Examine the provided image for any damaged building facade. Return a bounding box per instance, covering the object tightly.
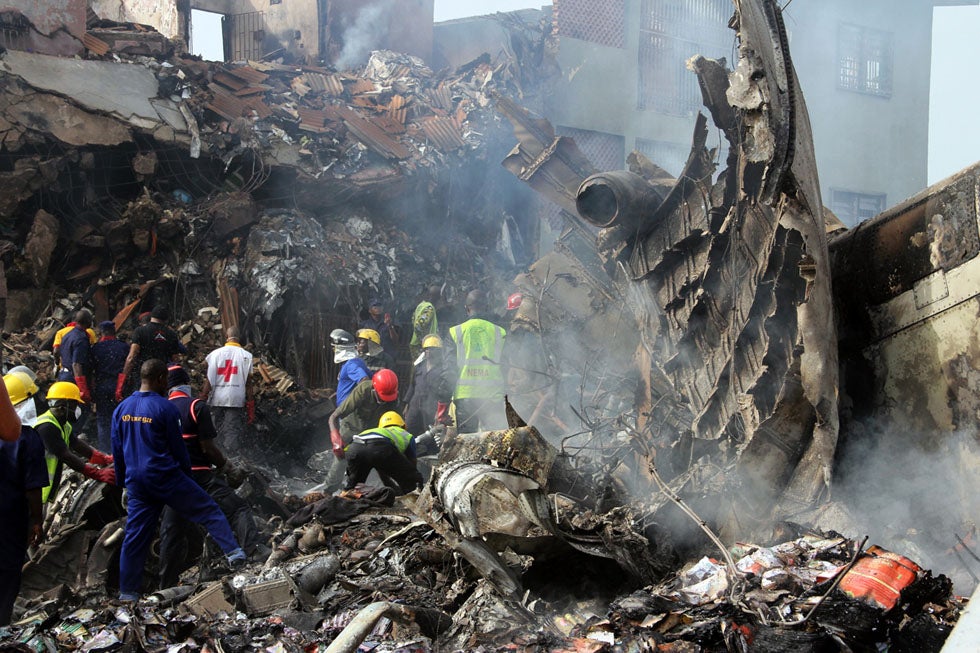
[0,0,978,650]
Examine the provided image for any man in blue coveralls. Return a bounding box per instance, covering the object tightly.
[112,359,245,601]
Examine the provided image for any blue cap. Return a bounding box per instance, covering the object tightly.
[99,320,116,333]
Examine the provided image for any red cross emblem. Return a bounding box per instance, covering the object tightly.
[217,359,238,382]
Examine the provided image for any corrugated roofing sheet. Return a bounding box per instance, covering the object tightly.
[349,79,376,95]
[206,84,249,121]
[226,65,269,86]
[297,108,331,133]
[82,32,109,56]
[335,106,410,160]
[300,72,344,97]
[214,72,247,91]
[421,117,467,151]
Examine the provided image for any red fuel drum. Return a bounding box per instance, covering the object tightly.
[838,545,921,610]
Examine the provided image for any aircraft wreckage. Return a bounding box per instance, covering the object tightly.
[0,0,975,651]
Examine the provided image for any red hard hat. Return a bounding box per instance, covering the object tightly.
[506,292,523,311]
[372,369,398,402]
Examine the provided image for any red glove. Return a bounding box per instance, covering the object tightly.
[115,374,127,402]
[88,450,113,466]
[436,401,450,425]
[74,376,91,403]
[330,429,345,459]
[246,400,256,424]
[82,464,116,485]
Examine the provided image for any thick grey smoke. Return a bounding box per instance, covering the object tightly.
[335,1,391,70]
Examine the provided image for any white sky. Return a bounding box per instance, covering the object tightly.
[193,1,978,186]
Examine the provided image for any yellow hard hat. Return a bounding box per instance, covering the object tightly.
[47,381,84,404]
[356,329,381,346]
[421,334,442,349]
[3,372,34,405]
[379,411,406,429]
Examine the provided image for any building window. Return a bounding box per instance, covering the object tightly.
[838,23,893,97]
[557,126,625,173]
[554,0,626,49]
[638,0,733,115]
[831,190,886,227]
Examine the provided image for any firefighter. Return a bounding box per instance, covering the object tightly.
[447,289,507,431]
[402,334,453,436]
[4,370,43,427]
[331,329,370,406]
[35,382,115,504]
[323,369,399,492]
[357,328,395,374]
[112,359,244,601]
[344,411,422,495]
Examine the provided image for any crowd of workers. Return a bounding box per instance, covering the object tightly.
[0,284,519,618]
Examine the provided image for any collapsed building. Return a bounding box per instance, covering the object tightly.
[0,0,977,651]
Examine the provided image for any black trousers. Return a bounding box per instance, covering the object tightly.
[0,565,22,626]
[158,470,262,588]
[345,440,421,495]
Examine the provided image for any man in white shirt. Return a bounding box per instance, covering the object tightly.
[202,326,254,450]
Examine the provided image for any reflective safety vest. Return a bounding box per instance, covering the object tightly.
[450,319,506,400]
[35,410,72,503]
[355,426,413,454]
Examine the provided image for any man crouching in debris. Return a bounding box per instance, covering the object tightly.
[344,411,422,495]
[158,365,269,587]
[112,359,246,601]
[35,381,116,503]
[324,369,399,492]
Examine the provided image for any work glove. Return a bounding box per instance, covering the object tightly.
[74,376,91,403]
[115,373,127,402]
[88,450,113,466]
[330,429,345,460]
[82,464,116,485]
[246,400,256,424]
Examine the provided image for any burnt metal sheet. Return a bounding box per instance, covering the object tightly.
[214,71,247,91]
[388,94,408,124]
[427,82,454,112]
[297,108,330,133]
[81,32,108,55]
[421,116,466,151]
[206,83,249,121]
[334,106,411,160]
[348,78,376,95]
[225,64,269,86]
[300,72,344,96]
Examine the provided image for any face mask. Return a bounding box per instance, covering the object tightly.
[67,405,82,423]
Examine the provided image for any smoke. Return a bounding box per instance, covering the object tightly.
[833,424,980,593]
[334,0,392,70]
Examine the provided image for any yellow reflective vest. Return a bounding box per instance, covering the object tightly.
[35,410,72,503]
[359,426,413,454]
[449,318,506,400]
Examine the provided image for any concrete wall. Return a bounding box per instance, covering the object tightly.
[0,0,86,55]
[787,0,936,222]
[90,0,182,39]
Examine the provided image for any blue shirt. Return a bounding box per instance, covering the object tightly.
[337,358,370,406]
[90,337,130,400]
[0,426,47,569]
[112,391,188,490]
[60,326,92,375]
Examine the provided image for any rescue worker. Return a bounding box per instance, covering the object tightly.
[35,382,115,504]
[118,305,186,401]
[344,411,421,495]
[4,370,43,427]
[202,326,255,451]
[112,359,245,601]
[448,289,508,431]
[0,365,22,443]
[331,329,370,406]
[158,365,267,587]
[52,317,97,377]
[58,310,95,400]
[324,369,399,491]
[90,320,129,452]
[359,298,399,359]
[0,419,46,625]
[409,285,441,360]
[357,328,395,374]
[402,335,453,436]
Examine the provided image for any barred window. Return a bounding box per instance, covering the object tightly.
[553,0,626,49]
[831,190,886,227]
[638,0,733,115]
[838,23,893,97]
